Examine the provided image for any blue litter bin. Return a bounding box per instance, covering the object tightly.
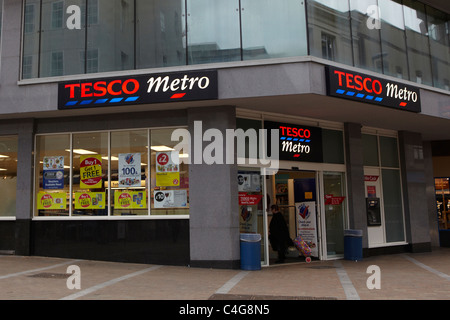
[240,233,261,270]
[344,229,363,261]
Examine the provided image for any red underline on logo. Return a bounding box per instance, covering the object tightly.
[293,154,300,158]
[400,102,407,107]
[170,93,187,99]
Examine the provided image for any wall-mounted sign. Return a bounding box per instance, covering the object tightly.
[326,66,421,113]
[264,121,323,162]
[58,70,218,109]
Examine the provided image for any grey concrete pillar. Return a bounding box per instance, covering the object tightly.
[344,122,368,248]
[187,106,240,269]
[398,131,431,252]
[15,119,35,255]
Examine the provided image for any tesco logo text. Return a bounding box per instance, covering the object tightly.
[65,79,140,98]
[279,126,311,139]
[334,70,382,95]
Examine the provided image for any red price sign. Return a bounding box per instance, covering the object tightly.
[156,153,169,166]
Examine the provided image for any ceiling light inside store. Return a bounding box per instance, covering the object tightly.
[102,156,119,161]
[0,155,9,158]
[150,146,174,152]
[0,168,6,171]
[66,149,98,155]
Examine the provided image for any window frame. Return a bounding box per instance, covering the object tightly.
[33,127,190,220]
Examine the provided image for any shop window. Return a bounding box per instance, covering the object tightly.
[379,136,399,168]
[111,130,148,216]
[363,134,379,167]
[72,132,109,216]
[35,134,71,216]
[435,178,450,230]
[363,133,405,244]
[150,129,189,215]
[35,129,189,217]
[322,129,344,164]
[0,136,18,218]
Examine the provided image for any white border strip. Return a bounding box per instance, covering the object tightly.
[334,261,360,300]
[60,265,162,300]
[215,271,249,294]
[403,255,450,281]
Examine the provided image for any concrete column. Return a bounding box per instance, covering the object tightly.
[398,131,431,252]
[344,122,368,248]
[187,106,239,269]
[15,119,35,255]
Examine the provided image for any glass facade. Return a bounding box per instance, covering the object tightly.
[21,0,450,90]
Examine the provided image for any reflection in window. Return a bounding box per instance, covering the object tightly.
[427,6,450,91]
[307,0,353,65]
[403,0,432,86]
[186,0,241,64]
[379,0,409,80]
[0,136,18,217]
[40,0,86,77]
[349,0,383,73]
[136,0,186,69]
[87,0,134,73]
[241,0,307,60]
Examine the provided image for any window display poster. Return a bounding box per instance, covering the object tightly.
[238,192,262,233]
[75,192,105,209]
[37,192,67,210]
[118,153,141,188]
[114,190,147,209]
[43,156,64,189]
[154,190,187,208]
[80,155,103,189]
[296,201,319,258]
[156,151,180,187]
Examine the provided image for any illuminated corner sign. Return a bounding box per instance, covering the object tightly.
[326,66,421,113]
[264,121,323,163]
[57,70,218,109]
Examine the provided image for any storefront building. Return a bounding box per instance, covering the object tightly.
[0,0,449,268]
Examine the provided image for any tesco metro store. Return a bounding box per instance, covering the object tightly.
[0,0,449,268]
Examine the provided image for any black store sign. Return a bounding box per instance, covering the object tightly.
[326,66,421,113]
[264,121,323,163]
[58,70,218,109]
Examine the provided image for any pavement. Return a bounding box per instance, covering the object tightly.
[1,247,450,302]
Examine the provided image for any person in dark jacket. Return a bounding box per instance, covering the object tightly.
[269,204,292,263]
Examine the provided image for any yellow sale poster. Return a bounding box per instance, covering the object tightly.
[114,190,147,209]
[37,192,67,210]
[80,155,102,189]
[75,192,105,209]
[156,172,180,187]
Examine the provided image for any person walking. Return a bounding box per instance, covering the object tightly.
[269,204,292,263]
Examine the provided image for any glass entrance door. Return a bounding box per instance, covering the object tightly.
[266,170,319,264]
[322,172,347,258]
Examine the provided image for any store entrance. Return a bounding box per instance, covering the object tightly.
[267,170,319,264]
